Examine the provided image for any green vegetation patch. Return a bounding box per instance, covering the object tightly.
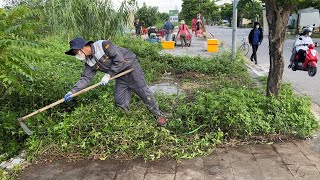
[0,36,318,162]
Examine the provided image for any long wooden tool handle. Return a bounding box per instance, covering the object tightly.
[20,68,134,121]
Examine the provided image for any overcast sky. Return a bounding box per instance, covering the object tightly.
[0,0,4,7]
[0,0,232,10]
[113,0,231,13]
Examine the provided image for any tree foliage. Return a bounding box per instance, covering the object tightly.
[134,3,162,27]
[180,0,203,24]
[180,0,222,25]
[296,0,320,10]
[221,3,233,21]
[0,6,41,98]
[237,0,263,23]
[201,1,220,23]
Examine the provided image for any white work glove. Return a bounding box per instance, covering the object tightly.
[100,74,110,86]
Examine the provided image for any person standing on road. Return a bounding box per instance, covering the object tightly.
[177,20,191,48]
[162,19,174,41]
[248,22,263,64]
[134,18,142,36]
[64,37,167,126]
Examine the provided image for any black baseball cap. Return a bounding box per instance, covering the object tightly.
[65,37,93,56]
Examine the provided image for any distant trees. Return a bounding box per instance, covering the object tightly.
[134,3,169,27]
[237,0,263,25]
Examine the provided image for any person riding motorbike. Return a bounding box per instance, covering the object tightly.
[288,26,314,68]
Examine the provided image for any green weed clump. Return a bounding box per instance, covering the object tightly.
[0,165,21,180]
[0,35,318,162]
[175,85,318,139]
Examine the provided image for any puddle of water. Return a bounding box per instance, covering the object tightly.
[150,83,183,95]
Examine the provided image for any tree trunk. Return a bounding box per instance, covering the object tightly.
[265,1,293,96]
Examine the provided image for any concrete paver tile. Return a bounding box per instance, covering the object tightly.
[304,154,320,171]
[309,133,320,154]
[82,160,127,180]
[227,147,264,180]
[287,164,320,180]
[254,154,285,166]
[203,151,220,166]
[204,161,232,174]
[144,173,175,180]
[204,150,233,174]
[293,140,320,168]
[204,174,235,180]
[280,152,314,166]
[250,144,278,155]
[83,172,116,180]
[273,143,315,166]
[273,142,301,154]
[227,146,255,163]
[203,147,235,180]
[217,149,232,164]
[115,161,147,180]
[262,170,294,180]
[175,168,205,180]
[293,140,317,156]
[147,159,176,174]
[176,158,205,180]
[254,154,294,179]
[178,157,204,168]
[51,160,93,180]
[19,162,65,180]
[231,162,265,180]
[204,162,234,180]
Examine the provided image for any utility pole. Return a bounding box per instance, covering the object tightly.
[231,0,238,60]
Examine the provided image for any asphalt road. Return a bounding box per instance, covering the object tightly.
[208,26,320,105]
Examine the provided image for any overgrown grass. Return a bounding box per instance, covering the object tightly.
[0,35,319,162]
[0,165,21,180]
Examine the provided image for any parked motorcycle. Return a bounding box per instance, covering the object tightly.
[291,43,319,77]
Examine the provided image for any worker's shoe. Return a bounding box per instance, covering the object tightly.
[157,117,167,127]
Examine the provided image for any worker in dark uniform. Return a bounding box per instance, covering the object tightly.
[64,37,167,126]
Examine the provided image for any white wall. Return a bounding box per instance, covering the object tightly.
[300,11,320,29]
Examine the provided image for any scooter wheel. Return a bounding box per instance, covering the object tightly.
[291,64,297,71]
[308,67,317,77]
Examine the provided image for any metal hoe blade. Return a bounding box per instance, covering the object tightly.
[19,118,33,135]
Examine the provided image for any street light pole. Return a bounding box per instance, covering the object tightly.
[231,0,238,60]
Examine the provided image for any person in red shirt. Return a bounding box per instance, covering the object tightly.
[177,20,191,48]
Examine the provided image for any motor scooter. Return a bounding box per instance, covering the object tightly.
[292,43,319,77]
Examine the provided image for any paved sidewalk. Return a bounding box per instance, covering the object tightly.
[19,132,320,180]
